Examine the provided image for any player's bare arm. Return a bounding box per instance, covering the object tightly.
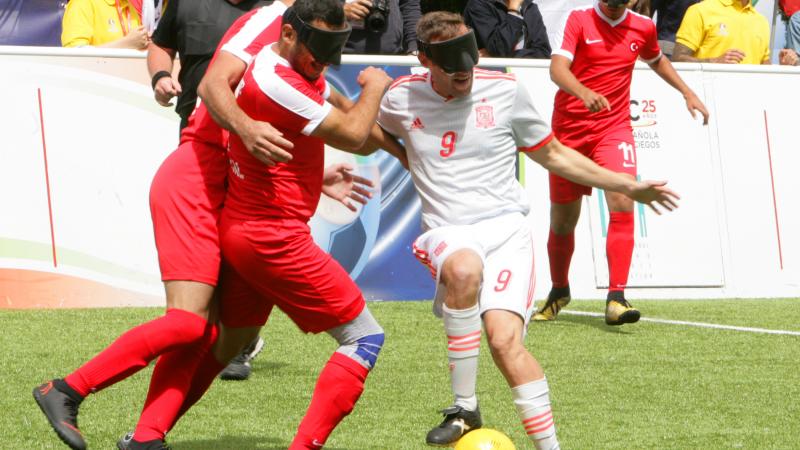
[364,124,409,168]
[326,87,408,165]
[198,50,294,166]
[327,86,357,112]
[312,67,392,150]
[672,42,746,64]
[648,55,709,125]
[147,42,181,107]
[322,162,375,211]
[526,137,680,214]
[550,54,610,113]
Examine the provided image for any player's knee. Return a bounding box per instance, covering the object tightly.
[442,251,483,290]
[550,201,581,233]
[166,309,210,346]
[353,332,385,370]
[486,328,522,360]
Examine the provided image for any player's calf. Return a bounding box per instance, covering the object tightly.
[292,308,384,448]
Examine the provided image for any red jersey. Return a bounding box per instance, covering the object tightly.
[781,0,800,16]
[180,3,287,147]
[224,47,332,222]
[552,4,661,124]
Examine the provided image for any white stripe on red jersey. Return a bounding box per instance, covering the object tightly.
[246,50,332,135]
[221,3,288,65]
[180,2,287,148]
[224,47,332,222]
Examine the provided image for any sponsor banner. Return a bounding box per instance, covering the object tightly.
[586,68,725,288]
[1,49,798,308]
[707,68,800,293]
[0,54,175,308]
[0,52,435,307]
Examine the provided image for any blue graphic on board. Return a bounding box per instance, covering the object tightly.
[0,0,65,46]
[313,64,435,300]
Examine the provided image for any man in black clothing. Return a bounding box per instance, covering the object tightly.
[464,0,550,59]
[343,0,421,54]
[147,0,271,129]
[638,0,701,58]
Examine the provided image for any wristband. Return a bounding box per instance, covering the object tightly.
[151,71,172,90]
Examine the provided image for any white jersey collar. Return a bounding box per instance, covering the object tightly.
[593,1,628,27]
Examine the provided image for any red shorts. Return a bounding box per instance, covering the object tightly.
[218,217,365,332]
[549,116,637,204]
[149,141,227,285]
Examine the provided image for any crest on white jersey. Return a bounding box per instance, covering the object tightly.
[475,104,495,129]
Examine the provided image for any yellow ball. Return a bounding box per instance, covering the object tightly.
[454,429,516,450]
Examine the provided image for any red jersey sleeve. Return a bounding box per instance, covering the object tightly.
[220,3,287,64]
[639,18,662,63]
[553,10,582,60]
[247,60,332,136]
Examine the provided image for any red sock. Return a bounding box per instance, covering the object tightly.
[170,343,228,430]
[133,322,219,441]
[290,353,370,449]
[607,211,634,292]
[547,229,574,289]
[64,309,208,397]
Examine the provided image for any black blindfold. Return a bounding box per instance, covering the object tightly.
[417,30,480,74]
[284,7,351,65]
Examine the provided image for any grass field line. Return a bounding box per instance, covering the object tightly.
[561,310,800,336]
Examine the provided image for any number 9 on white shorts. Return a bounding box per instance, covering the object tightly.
[412,212,537,326]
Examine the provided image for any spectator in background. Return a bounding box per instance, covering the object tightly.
[463,0,551,58]
[637,0,700,58]
[343,0,421,54]
[673,0,796,65]
[61,0,150,49]
[148,0,273,130]
[780,0,800,65]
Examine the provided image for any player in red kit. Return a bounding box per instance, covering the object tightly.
[32,2,377,449]
[533,0,709,324]
[170,1,400,448]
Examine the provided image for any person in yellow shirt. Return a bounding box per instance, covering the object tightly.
[671,0,792,64]
[62,0,150,49]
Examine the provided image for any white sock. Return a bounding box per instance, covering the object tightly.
[512,377,560,450]
[442,303,481,411]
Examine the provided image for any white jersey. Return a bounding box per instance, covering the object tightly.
[378,68,553,231]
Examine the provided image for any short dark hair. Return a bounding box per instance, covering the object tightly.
[417,11,465,44]
[290,0,345,28]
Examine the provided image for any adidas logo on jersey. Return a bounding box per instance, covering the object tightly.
[410,117,425,130]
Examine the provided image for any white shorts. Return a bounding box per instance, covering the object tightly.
[412,212,537,324]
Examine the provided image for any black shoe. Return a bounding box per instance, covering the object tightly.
[219,336,265,381]
[118,432,170,450]
[117,431,134,450]
[33,379,86,450]
[425,405,482,447]
[128,439,171,450]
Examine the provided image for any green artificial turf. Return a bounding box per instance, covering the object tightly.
[2,299,799,449]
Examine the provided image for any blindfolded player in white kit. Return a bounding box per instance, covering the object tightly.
[372,11,680,449]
